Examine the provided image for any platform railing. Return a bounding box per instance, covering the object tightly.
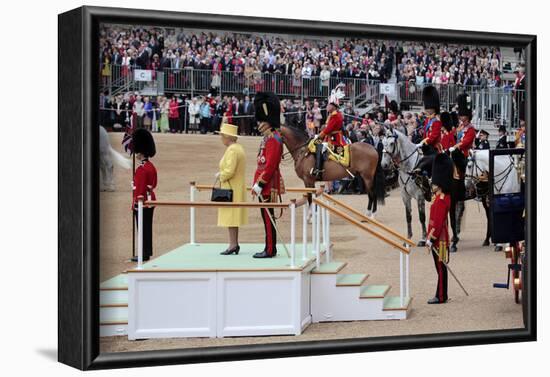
[313,194,414,307]
[136,183,321,271]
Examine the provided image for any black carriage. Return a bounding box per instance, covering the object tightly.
[489,148,527,324]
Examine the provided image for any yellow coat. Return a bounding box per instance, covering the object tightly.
[217,143,248,227]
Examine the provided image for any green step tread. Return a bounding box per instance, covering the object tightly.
[383,296,412,310]
[336,273,368,286]
[360,285,391,298]
[311,262,347,274]
[100,274,128,290]
[100,291,128,306]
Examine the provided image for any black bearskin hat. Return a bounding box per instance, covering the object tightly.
[440,111,453,132]
[432,153,453,194]
[389,100,399,114]
[254,92,280,129]
[132,128,156,158]
[422,85,440,114]
[498,125,507,133]
[457,93,472,120]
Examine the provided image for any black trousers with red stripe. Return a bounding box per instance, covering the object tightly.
[259,197,277,256]
[431,248,448,302]
[133,207,155,259]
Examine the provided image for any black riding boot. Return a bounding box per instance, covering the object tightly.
[313,144,324,180]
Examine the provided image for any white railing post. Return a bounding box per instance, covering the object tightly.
[311,201,317,255]
[290,199,296,268]
[321,206,326,249]
[189,181,196,245]
[316,200,321,270]
[137,196,144,270]
[406,246,410,299]
[302,195,308,261]
[325,210,331,263]
[399,251,404,307]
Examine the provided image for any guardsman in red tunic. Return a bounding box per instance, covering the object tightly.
[415,86,442,177]
[450,93,477,158]
[425,153,453,304]
[251,92,285,258]
[312,83,346,180]
[132,128,157,262]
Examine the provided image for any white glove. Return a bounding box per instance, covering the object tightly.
[449,146,456,153]
[425,239,433,248]
[252,183,262,196]
[415,142,423,150]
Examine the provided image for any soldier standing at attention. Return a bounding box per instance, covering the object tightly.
[131,128,157,262]
[251,92,285,259]
[425,153,453,304]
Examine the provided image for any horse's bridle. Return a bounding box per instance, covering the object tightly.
[382,133,419,170]
[382,133,422,196]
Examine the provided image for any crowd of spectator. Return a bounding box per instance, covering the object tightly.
[396,43,502,87]
[99,24,397,88]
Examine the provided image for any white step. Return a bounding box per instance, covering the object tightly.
[100,320,128,337]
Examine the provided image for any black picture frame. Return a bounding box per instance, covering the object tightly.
[58,6,537,370]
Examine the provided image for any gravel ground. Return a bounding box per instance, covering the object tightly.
[99,132,523,353]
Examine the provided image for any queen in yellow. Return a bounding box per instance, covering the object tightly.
[216,123,248,255]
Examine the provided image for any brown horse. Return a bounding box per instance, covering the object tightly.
[280,125,380,200]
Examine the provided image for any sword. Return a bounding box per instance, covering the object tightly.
[429,245,469,296]
[258,194,291,258]
[446,262,470,296]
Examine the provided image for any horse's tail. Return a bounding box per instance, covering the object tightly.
[110,146,132,170]
[371,165,386,205]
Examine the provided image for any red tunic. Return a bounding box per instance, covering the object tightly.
[423,116,442,150]
[427,193,451,249]
[458,125,476,157]
[320,110,345,147]
[133,159,157,207]
[441,130,456,151]
[253,131,284,197]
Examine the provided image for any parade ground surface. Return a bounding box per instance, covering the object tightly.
[100,132,523,353]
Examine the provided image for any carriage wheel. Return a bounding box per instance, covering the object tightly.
[521,247,528,327]
[511,242,521,304]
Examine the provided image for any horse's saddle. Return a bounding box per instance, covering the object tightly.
[308,140,351,167]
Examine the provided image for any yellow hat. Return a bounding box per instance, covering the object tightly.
[219,123,239,138]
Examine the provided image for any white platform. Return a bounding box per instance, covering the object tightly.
[100,243,412,340]
[127,268,313,340]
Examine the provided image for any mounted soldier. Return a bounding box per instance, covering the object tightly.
[311,83,346,179]
[414,85,443,177]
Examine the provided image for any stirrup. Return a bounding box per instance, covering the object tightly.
[310,167,324,180]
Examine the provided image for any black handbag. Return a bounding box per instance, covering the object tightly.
[211,178,233,202]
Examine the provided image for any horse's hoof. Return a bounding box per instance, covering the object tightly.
[482,239,490,247]
[494,245,503,252]
[450,244,457,253]
[417,240,426,247]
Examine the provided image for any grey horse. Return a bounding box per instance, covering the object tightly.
[99,125,131,191]
[381,129,427,246]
